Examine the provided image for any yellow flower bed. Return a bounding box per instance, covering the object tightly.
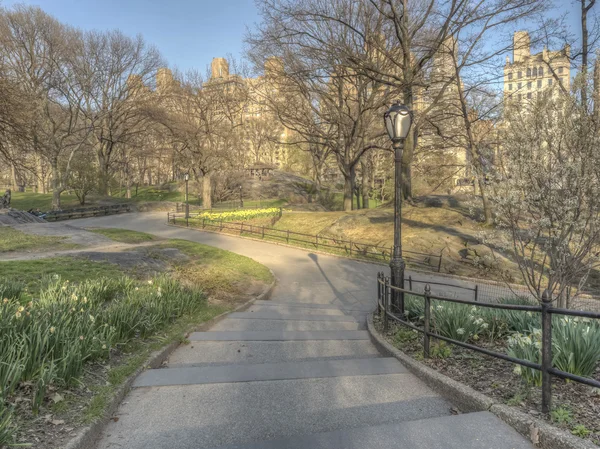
[198,208,283,222]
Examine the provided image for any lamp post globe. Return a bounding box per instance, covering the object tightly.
[384,103,413,318]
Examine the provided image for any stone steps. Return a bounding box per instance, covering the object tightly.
[167,340,382,367]
[209,317,363,332]
[97,374,452,449]
[188,330,370,341]
[206,411,532,449]
[134,357,406,387]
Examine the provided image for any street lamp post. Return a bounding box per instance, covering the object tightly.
[184,173,190,218]
[239,185,243,209]
[384,103,413,318]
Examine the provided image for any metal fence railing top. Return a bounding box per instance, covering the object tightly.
[167,211,443,272]
[376,272,600,414]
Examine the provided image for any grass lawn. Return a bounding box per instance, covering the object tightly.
[162,239,272,296]
[2,235,272,447]
[88,228,159,244]
[10,191,84,211]
[0,257,124,294]
[0,227,79,253]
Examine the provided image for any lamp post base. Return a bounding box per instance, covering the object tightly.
[390,256,405,318]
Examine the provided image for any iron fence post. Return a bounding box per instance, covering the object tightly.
[474,285,479,302]
[424,284,431,359]
[262,226,265,239]
[202,217,205,229]
[541,290,552,414]
[409,275,412,291]
[287,230,290,244]
[383,276,390,332]
[240,222,244,235]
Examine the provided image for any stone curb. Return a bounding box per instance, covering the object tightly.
[366,314,597,449]
[61,273,276,449]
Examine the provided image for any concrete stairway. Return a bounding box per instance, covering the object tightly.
[96,301,533,449]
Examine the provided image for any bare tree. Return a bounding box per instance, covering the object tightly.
[491,93,600,307]
[149,70,245,208]
[73,30,163,195]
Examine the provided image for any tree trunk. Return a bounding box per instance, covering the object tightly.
[10,163,19,191]
[401,162,412,201]
[126,183,132,199]
[36,155,45,193]
[202,173,212,209]
[361,160,370,209]
[343,174,353,212]
[355,186,361,209]
[50,159,61,211]
[581,0,592,107]
[97,150,111,196]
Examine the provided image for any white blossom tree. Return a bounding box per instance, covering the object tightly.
[492,93,600,307]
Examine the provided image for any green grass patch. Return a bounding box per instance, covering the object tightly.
[10,192,84,211]
[161,240,273,295]
[88,228,158,244]
[0,227,78,253]
[0,257,123,294]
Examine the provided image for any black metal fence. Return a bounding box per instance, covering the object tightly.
[174,199,276,213]
[376,272,600,413]
[44,204,131,221]
[167,212,443,271]
[403,273,600,312]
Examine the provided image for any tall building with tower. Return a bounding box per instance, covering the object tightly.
[503,31,571,106]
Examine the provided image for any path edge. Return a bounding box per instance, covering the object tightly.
[166,221,586,302]
[366,313,597,449]
[60,271,276,449]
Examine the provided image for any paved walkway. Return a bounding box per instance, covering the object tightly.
[67,213,532,449]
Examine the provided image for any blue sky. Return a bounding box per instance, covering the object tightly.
[1,0,261,73]
[1,0,582,74]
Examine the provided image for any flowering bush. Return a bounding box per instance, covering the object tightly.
[508,318,600,385]
[553,317,600,378]
[432,301,488,342]
[196,207,283,222]
[476,297,540,339]
[0,275,206,414]
[507,330,543,386]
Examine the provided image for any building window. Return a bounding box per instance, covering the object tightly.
[509,83,512,90]
[548,78,553,86]
[527,82,532,89]
[558,67,563,74]
[539,67,543,76]
[527,92,532,99]
[537,80,542,88]
[533,67,537,77]
[508,73,513,80]
[518,71,522,79]
[527,68,531,77]
[518,82,522,89]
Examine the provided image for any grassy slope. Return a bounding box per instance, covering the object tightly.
[3,232,272,446]
[0,227,78,253]
[235,206,521,282]
[0,257,124,293]
[11,189,286,212]
[88,228,158,244]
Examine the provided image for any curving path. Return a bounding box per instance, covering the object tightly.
[67,213,532,449]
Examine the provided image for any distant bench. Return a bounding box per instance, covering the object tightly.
[44,204,132,222]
